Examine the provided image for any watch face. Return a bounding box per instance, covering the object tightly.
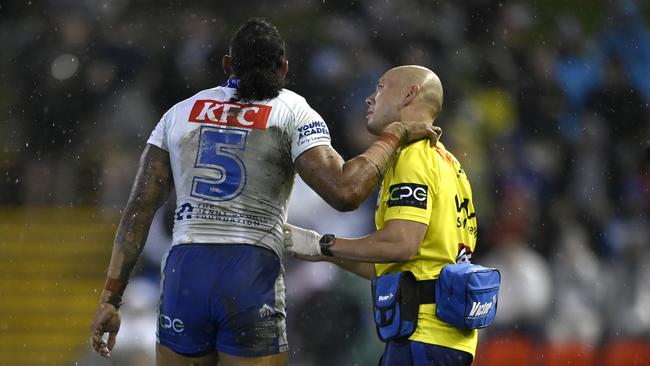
[319,234,336,257]
[320,234,335,246]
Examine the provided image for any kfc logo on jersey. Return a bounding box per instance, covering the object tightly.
[189,99,271,129]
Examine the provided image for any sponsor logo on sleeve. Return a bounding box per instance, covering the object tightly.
[387,183,428,209]
[296,121,330,146]
[189,99,271,129]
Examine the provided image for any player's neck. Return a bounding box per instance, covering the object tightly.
[399,107,434,124]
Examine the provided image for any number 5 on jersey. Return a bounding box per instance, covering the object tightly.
[191,126,248,201]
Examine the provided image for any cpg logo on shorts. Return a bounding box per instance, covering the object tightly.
[159,313,185,333]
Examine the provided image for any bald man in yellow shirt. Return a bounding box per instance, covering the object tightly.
[285,65,478,366]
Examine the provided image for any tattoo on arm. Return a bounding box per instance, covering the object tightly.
[107,145,172,285]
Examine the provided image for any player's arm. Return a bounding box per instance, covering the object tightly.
[90,144,172,357]
[328,219,427,263]
[102,143,172,303]
[295,122,439,212]
[332,259,377,280]
[295,254,378,280]
[285,219,427,276]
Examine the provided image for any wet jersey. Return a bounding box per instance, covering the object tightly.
[147,82,331,257]
[374,140,478,356]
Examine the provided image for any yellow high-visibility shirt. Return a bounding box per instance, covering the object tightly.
[375,140,478,356]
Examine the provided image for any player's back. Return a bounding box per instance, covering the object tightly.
[147,81,331,256]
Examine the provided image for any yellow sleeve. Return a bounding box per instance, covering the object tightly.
[383,147,435,225]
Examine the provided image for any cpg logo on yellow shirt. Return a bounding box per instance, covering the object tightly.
[387,183,428,209]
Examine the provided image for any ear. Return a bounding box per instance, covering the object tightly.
[222,55,233,76]
[400,85,421,108]
[278,59,289,81]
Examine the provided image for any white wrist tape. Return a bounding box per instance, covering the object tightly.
[283,223,322,256]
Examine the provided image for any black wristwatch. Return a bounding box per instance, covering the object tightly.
[319,234,336,257]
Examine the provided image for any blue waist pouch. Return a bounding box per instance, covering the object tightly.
[371,271,419,342]
[371,263,500,341]
[435,263,501,330]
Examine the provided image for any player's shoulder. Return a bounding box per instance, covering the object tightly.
[400,140,436,160]
[391,141,435,176]
[433,142,461,165]
[184,86,230,104]
[164,85,229,113]
[397,140,460,171]
[272,88,312,112]
[277,88,307,103]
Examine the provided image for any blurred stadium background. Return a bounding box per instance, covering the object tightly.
[1,0,649,365]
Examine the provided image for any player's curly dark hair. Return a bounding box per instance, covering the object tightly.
[229,18,286,102]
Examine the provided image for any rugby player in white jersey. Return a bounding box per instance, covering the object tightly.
[90,18,440,366]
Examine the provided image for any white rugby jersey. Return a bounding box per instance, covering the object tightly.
[147,81,331,257]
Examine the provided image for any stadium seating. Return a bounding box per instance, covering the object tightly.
[473,336,650,366]
[536,341,596,366]
[0,208,116,366]
[600,339,650,366]
[472,333,536,366]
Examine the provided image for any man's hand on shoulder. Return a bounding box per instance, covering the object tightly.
[385,121,442,147]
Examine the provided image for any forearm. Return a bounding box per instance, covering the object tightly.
[357,122,408,178]
[297,123,408,211]
[100,145,172,306]
[285,220,424,275]
[330,155,382,210]
[329,235,410,263]
[285,220,424,265]
[100,199,158,304]
[337,123,409,199]
[329,257,377,280]
[327,220,426,263]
